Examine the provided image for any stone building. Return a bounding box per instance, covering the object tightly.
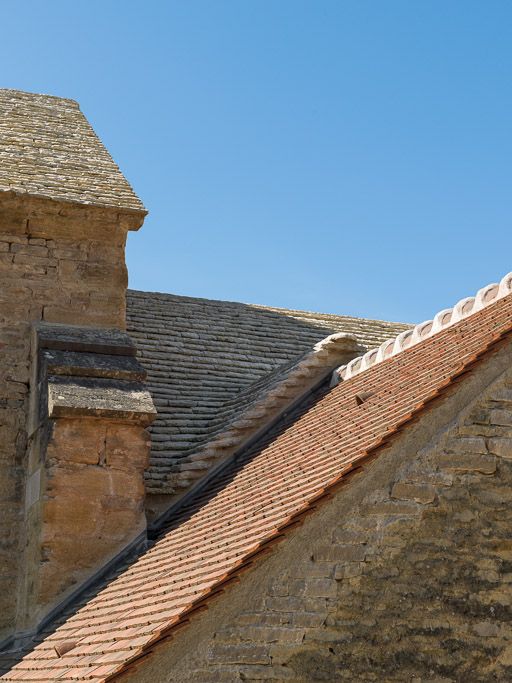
[0,88,511,682]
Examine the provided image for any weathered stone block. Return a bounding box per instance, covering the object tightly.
[238,664,296,680]
[13,252,57,268]
[47,376,156,424]
[444,436,487,454]
[10,243,49,257]
[106,425,151,472]
[303,578,337,598]
[0,208,27,234]
[49,243,88,260]
[472,621,500,637]
[46,419,105,465]
[210,643,270,665]
[492,387,512,403]
[313,544,366,563]
[37,323,137,356]
[58,260,127,288]
[488,437,512,460]
[334,562,363,580]
[437,452,496,474]
[498,644,512,666]
[265,596,326,613]
[238,626,305,644]
[0,253,13,267]
[390,482,436,504]
[331,528,368,545]
[490,409,512,427]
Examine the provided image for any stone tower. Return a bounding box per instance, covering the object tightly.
[0,90,155,645]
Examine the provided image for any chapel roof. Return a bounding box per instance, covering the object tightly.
[0,89,145,213]
[4,273,512,682]
[126,290,410,496]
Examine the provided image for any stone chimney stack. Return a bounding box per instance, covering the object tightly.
[0,90,155,643]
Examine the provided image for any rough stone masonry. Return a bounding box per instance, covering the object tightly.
[0,89,151,645]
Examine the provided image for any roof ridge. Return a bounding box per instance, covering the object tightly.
[127,289,410,326]
[333,271,512,384]
[249,302,409,326]
[0,88,80,107]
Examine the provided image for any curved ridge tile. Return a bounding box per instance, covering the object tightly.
[332,271,512,385]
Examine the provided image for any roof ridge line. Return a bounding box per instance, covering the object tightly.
[332,271,512,385]
[248,302,408,326]
[127,289,410,327]
[0,88,80,107]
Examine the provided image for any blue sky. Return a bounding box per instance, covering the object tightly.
[2,1,512,323]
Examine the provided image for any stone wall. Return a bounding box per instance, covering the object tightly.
[24,419,150,629]
[120,344,512,682]
[0,192,142,642]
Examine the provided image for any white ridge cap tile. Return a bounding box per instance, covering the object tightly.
[331,271,512,386]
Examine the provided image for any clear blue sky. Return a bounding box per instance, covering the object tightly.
[3,1,512,323]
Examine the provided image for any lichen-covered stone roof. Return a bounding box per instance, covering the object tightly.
[0,89,145,212]
[126,290,411,496]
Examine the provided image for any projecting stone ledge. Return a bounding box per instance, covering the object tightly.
[42,349,146,382]
[36,323,137,357]
[47,376,156,425]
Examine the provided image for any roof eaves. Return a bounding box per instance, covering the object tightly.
[0,187,148,216]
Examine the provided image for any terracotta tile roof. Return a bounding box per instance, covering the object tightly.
[3,279,512,682]
[0,89,145,213]
[127,290,410,495]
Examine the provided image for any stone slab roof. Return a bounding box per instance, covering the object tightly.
[0,89,145,213]
[4,278,512,681]
[126,290,410,495]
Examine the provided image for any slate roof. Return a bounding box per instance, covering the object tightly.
[126,290,411,495]
[4,275,512,682]
[0,89,145,213]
